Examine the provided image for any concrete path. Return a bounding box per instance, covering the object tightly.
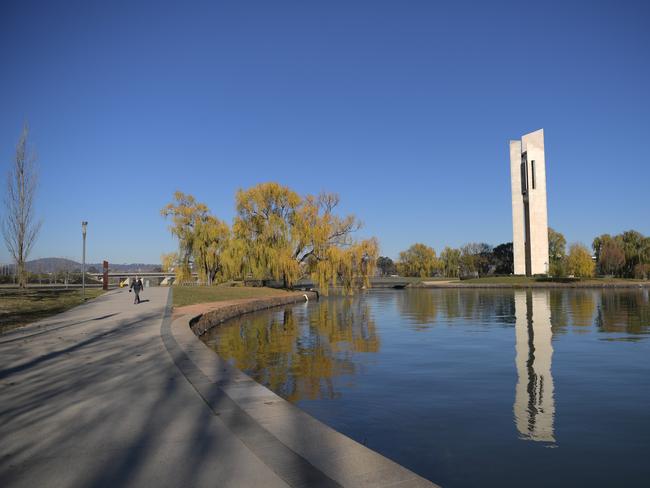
[0,288,436,488]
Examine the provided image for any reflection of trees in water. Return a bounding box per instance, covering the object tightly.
[397,289,515,329]
[568,291,596,331]
[449,289,514,325]
[371,289,398,309]
[443,289,461,320]
[396,289,438,327]
[208,298,379,402]
[549,290,569,334]
[596,289,650,335]
[475,291,515,325]
[398,289,647,335]
[551,289,648,335]
[308,297,380,354]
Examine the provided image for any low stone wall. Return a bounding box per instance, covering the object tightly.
[189,291,317,336]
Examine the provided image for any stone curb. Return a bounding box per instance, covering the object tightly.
[189,292,317,336]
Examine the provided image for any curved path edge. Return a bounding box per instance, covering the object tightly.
[166,293,438,488]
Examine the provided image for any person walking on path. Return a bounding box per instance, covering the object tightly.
[130,277,143,304]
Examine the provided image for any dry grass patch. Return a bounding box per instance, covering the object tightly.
[172,285,293,308]
[0,288,105,334]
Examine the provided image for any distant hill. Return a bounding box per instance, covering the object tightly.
[99,263,162,273]
[26,258,80,273]
[21,258,160,273]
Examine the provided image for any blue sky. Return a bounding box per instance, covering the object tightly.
[1,0,648,264]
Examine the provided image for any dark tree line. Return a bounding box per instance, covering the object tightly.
[388,227,649,280]
[379,242,515,278]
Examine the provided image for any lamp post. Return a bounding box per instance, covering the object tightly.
[82,221,88,298]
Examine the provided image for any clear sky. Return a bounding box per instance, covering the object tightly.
[1,0,648,264]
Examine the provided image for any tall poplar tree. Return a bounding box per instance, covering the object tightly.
[2,124,41,288]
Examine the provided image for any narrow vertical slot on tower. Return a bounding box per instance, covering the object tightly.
[531,160,536,189]
[521,155,528,196]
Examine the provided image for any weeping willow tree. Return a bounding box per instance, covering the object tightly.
[233,183,302,287]
[161,191,233,284]
[161,252,178,273]
[221,236,248,282]
[161,192,207,281]
[397,243,440,278]
[312,238,379,295]
[192,215,231,285]
[234,182,378,293]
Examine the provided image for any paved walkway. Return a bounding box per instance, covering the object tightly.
[0,288,436,488]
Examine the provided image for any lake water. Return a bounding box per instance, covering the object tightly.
[200,288,650,487]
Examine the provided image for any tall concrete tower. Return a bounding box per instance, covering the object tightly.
[510,129,549,276]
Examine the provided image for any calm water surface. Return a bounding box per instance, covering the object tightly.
[201,288,650,487]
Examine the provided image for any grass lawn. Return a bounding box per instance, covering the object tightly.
[395,276,453,283]
[0,288,105,334]
[461,276,539,284]
[172,285,295,308]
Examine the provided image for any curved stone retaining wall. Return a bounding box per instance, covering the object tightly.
[190,291,317,336]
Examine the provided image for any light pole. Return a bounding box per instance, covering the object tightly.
[82,221,88,298]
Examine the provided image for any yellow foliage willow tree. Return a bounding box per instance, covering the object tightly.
[440,246,461,277]
[234,182,377,293]
[566,243,595,278]
[233,183,302,287]
[397,243,440,277]
[161,191,232,284]
[312,238,379,294]
[161,192,207,280]
[193,215,231,285]
[161,252,178,273]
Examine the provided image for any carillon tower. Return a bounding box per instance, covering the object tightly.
[510,129,549,276]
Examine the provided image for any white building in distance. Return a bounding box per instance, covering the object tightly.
[510,129,550,276]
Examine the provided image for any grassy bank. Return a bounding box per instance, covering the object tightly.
[460,276,646,285]
[393,276,451,283]
[172,285,295,308]
[410,276,649,287]
[461,276,552,284]
[0,288,105,334]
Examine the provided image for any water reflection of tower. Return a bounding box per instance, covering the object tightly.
[514,290,556,442]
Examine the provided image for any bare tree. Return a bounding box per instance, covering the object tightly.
[2,124,42,288]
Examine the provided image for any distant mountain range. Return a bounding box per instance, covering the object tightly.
[17,258,161,273]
